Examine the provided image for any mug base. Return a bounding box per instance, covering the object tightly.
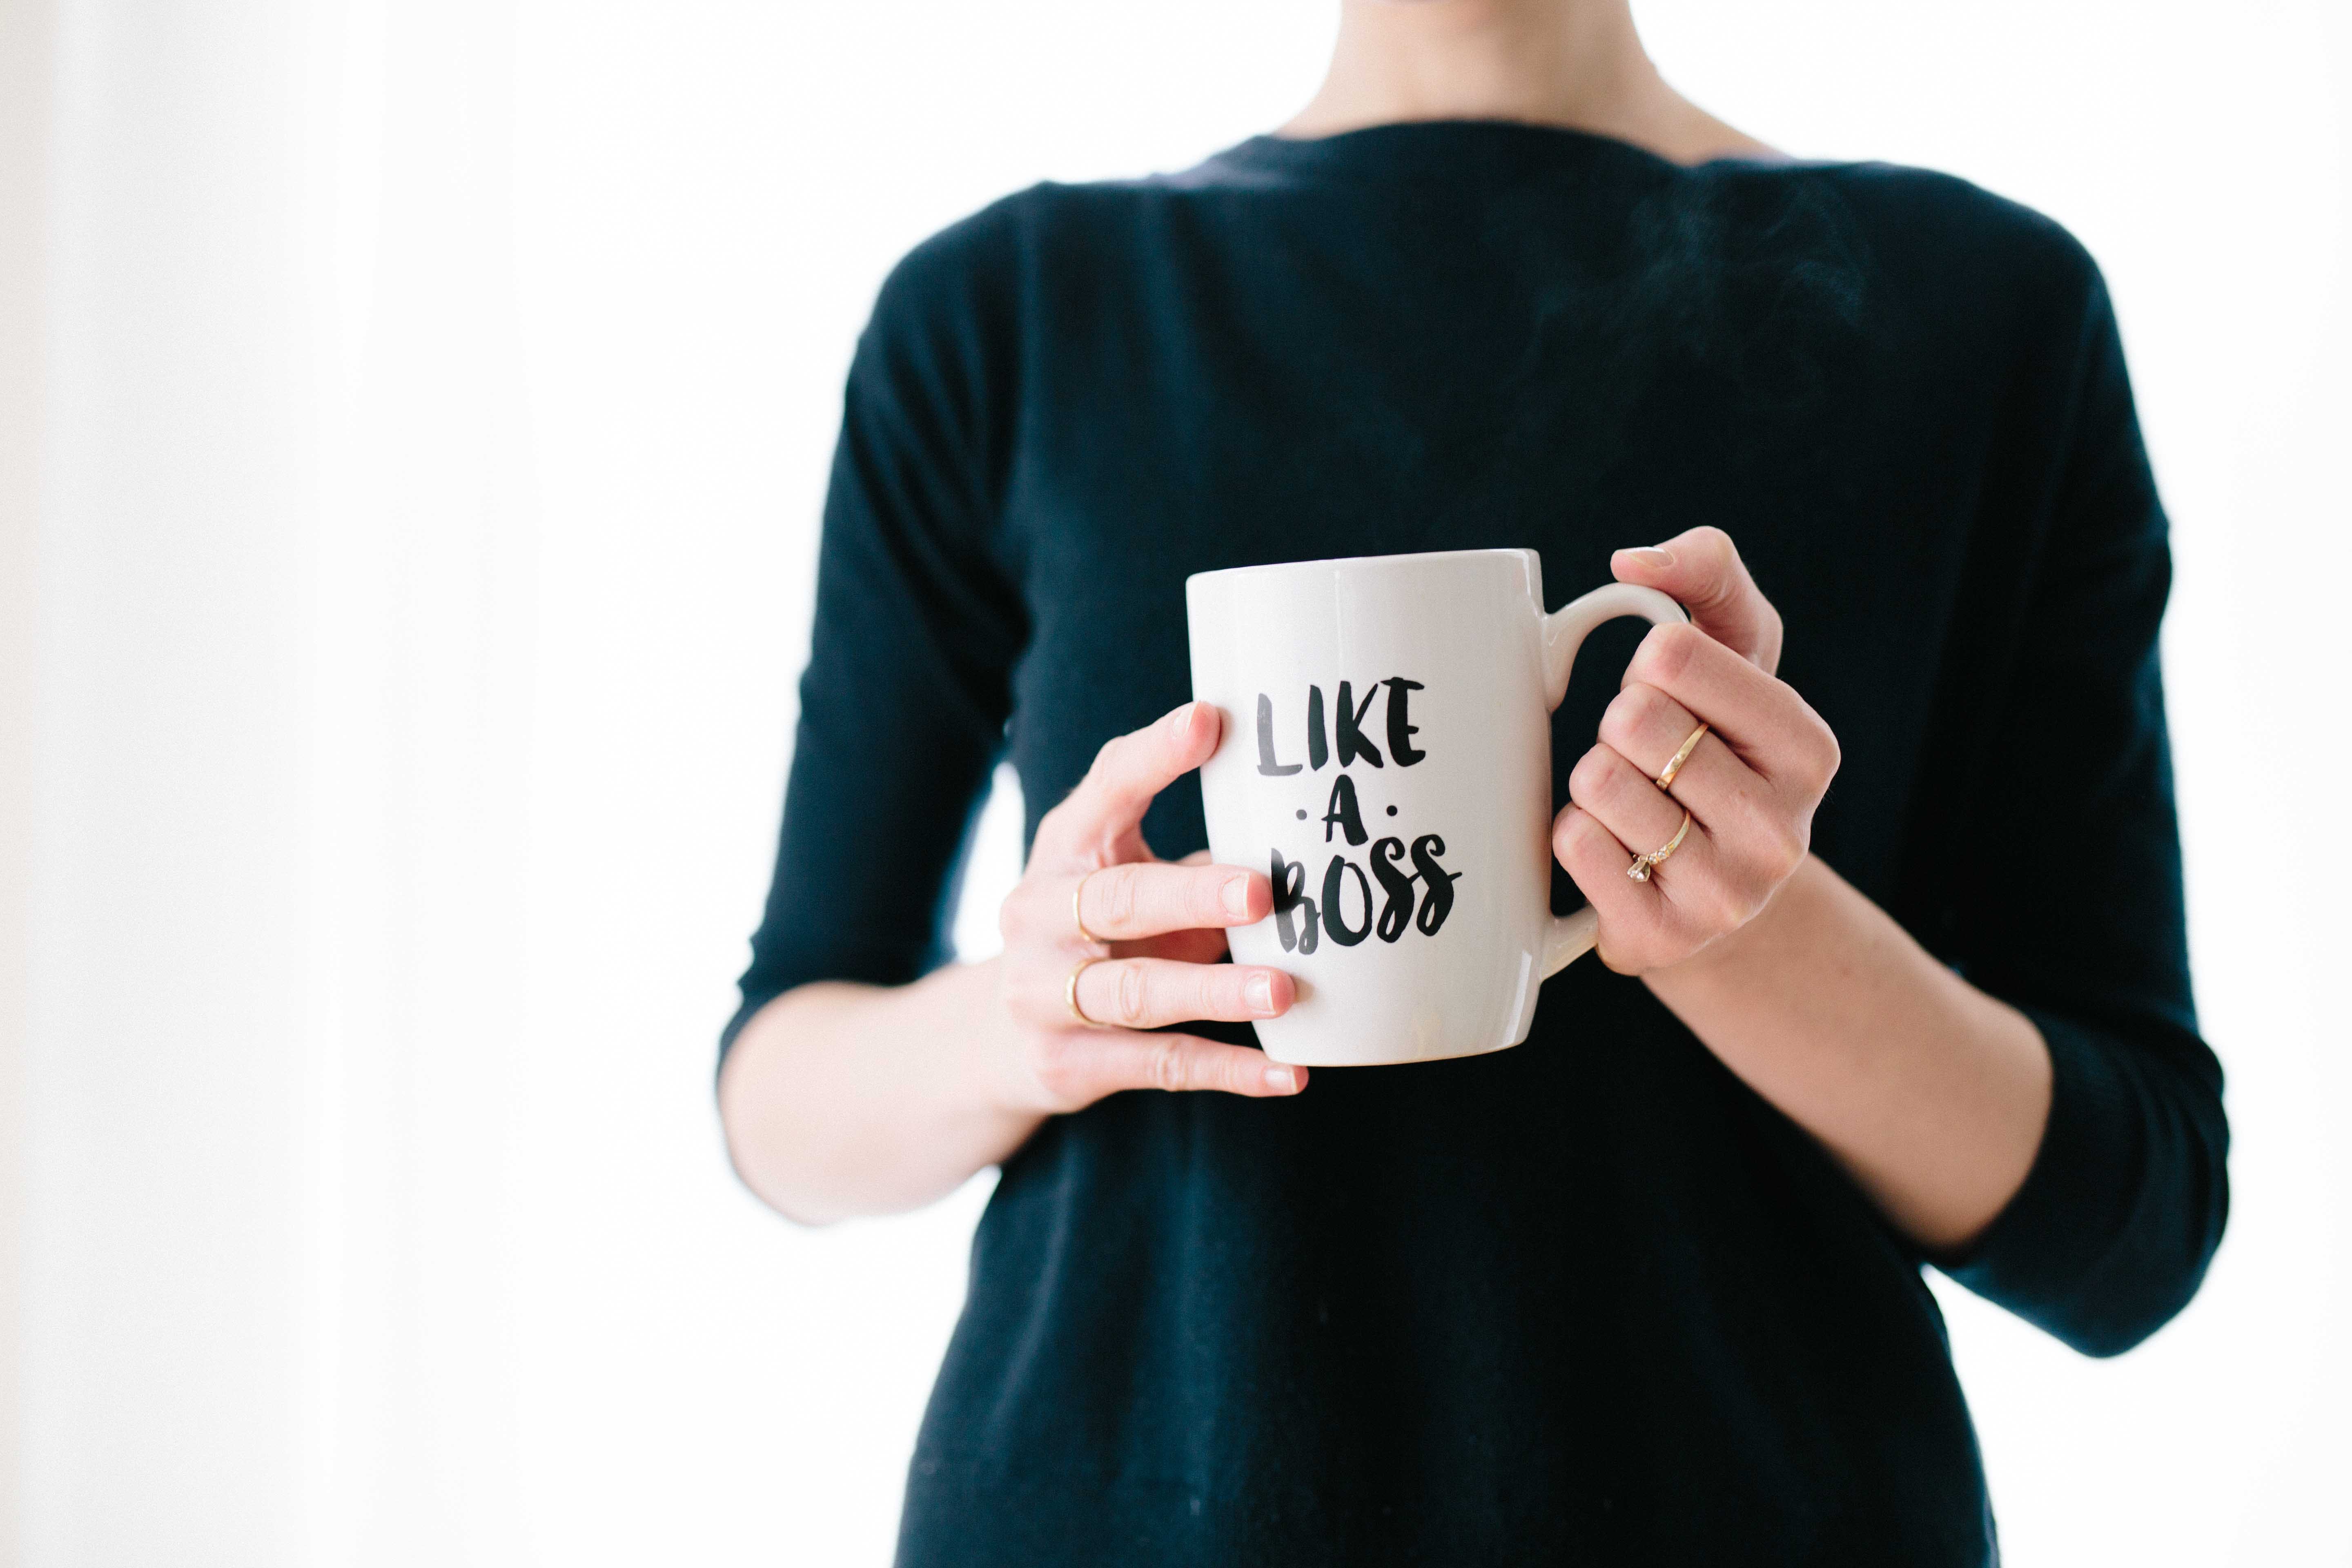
[1260,1028,1530,1069]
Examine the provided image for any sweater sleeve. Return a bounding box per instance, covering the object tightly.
[1936,258,2228,1355]
[720,214,1028,1062]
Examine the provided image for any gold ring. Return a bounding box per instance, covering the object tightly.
[1073,869,1109,947]
[1626,811,1693,882]
[1066,957,1106,1027]
[1656,722,1709,791]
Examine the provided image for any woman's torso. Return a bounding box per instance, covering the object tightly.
[875,123,2099,1566]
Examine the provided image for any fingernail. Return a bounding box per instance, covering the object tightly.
[1263,1065,1298,1093]
[1617,546,1675,570]
[1246,971,1278,1015]
[1223,875,1254,918]
[1168,701,1199,732]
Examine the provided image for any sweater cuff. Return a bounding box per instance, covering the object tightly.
[1937,1006,2146,1353]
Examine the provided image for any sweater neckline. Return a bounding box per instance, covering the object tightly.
[1210,118,1789,186]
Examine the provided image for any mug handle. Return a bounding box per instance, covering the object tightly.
[1537,582,1690,978]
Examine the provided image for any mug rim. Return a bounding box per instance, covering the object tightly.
[1185,546,1537,591]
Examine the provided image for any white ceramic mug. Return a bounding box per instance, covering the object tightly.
[1186,548,1687,1067]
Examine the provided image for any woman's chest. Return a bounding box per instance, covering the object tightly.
[996,301,1984,888]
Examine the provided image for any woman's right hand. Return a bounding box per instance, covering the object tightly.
[988,699,1306,1114]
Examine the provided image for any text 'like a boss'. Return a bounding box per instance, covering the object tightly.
[1254,678,1458,953]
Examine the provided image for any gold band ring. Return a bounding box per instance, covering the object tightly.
[1073,869,1109,947]
[1626,811,1693,883]
[1656,722,1709,791]
[1066,957,1107,1027]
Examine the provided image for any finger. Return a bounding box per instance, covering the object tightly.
[1042,1031,1308,1100]
[1074,956,1294,1031]
[1610,526,1783,673]
[1550,806,1661,972]
[1566,743,1711,895]
[1564,742,1771,942]
[1146,854,1229,955]
[1623,623,1837,790]
[1597,681,1754,806]
[1076,861,1270,942]
[1033,702,1220,869]
[1598,683,1810,906]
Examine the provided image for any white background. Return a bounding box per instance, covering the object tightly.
[2,0,2347,1563]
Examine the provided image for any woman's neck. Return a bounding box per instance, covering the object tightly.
[1281,0,1775,167]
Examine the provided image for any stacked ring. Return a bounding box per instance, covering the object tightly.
[1656,722,1709,791]
[1067,957,1106,1027]
[1626,811,1693,883]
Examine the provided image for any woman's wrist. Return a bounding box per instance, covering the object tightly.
[1641,850,1824,989]
[1638,853,2051,1252]
[953,958,1050,1129]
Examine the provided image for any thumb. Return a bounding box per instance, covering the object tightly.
[1610,526,1783,673]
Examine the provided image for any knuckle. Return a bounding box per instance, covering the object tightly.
[1595,699,1638,756]
[1223,1051,1258,1095]
[1768,819,1808,880]
[1640,622,1701,684]
[1567,746,1612,802]
[1552,806,1596,860]
[1115,962,1151,1027]
[1186,967,1223,1022]
[1566,812,1620,870]
[1782,745,1826,799]
[1811,720,1843,788]
[1029,1034,1080,1103]
[1768,697,1836,791]
[1599,685,1670,753]
[1150,1035,1188,1093]
[1098,863,1142,932]
[1000,877,1054,944]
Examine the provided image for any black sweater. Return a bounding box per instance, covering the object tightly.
[726,122,2228,1567]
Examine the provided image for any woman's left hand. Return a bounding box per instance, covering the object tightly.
[1553,527,1842,974]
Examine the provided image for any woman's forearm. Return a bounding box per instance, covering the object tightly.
[718,706,1310,1227]
[1644,854,2054,1254]
[724,855,2051,1246]
[717,961,1043,1226]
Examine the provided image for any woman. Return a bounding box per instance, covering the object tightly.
[718,0,2228,1561]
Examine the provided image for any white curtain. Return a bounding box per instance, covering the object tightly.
[6,4,1316,1561]
[22,0,538,1558]
[4,2,2348,1565]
